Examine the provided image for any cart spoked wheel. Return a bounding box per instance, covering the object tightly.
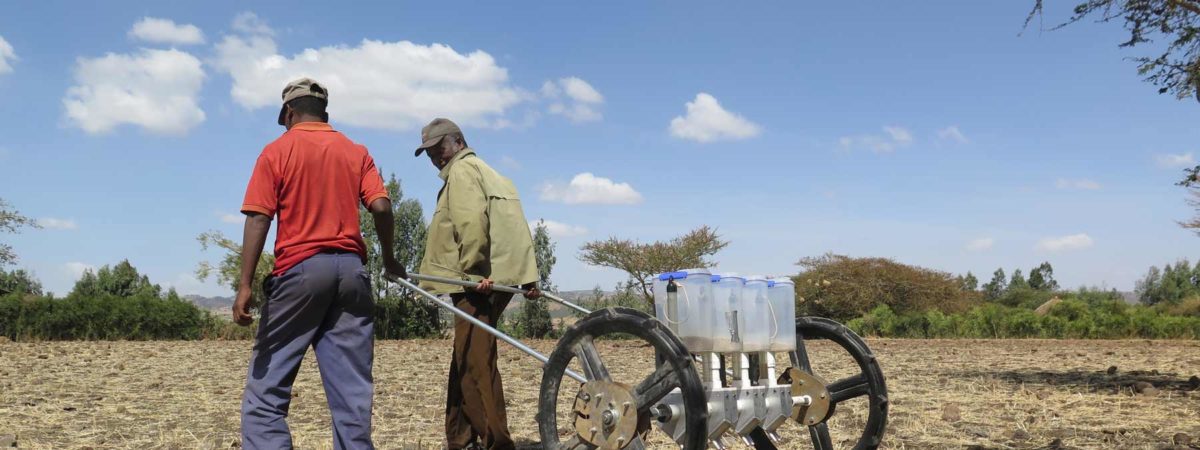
[752,316,888,450]
[537,307,708,450]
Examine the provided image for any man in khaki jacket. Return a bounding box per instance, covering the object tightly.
[414,118,539,450]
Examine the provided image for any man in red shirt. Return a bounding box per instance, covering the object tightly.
[234,78,403,450]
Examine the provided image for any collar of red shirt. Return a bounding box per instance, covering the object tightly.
[290,122,334,132]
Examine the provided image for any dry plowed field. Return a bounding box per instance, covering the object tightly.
[1,338,1198,449]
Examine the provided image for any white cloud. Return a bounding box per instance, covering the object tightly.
[883,126,913,145]
[937,126,968,144]
[231,12,274,36]
[1036,233,1094,252]
[965,237,994,252]
[128,17,205,45]
[498,155,521,170]
[1055,178,1102,190]
[668,93,761,143]
[217,212,242,224]
[531,219,589,238]
[540,173,643,205]
[213,13,523,131]
[63,48,206,135]
[38,218,78,230]
[1156,152,1195,169]
[542,77,603,123]
[839,125,913,153]
[64,262,94,278]
[0,35,16,74]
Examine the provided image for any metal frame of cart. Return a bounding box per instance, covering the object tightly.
[390,273,889,450]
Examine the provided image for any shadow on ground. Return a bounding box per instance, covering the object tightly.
[954,367,1200,395]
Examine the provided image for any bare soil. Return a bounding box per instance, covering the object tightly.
[0,338,1197,449]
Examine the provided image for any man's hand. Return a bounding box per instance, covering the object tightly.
[232,286,256,326]
[383,256,408,281]
[474,278,494,294]
[522,282,541,299]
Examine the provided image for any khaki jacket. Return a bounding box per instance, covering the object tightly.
[418,149,539,294]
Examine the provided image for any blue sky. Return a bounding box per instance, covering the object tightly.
[1,1,1198,297]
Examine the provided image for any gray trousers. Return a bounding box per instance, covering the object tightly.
[241,252,375,450]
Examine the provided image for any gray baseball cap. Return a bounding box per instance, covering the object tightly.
[277,78,328,125]
[414,118,462,156]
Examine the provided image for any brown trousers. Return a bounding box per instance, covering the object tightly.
[446,291,515,450]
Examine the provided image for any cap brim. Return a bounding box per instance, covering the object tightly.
[277,104,287,126]
[413,136,443,157]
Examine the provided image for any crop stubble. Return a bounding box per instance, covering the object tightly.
[0,338,1197,449]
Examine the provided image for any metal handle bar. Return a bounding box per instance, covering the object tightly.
[405,272,591,315]
[385,272,587,383]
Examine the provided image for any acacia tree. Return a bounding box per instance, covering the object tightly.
[1026,0,1200,101]
[579,226,728,306]
[195,231,276,307]
[0,198,39,267]
[1026,2,1200,224]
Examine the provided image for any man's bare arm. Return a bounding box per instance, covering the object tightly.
[233,212,271,325]
[369,198,407,279]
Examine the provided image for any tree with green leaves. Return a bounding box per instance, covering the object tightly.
[0,268,42,296]
[983,268,1008,300]
[0,198,39,267]
[1009,269,1030,291]
[958,272,979,292]
[1029,261,1060,291]
[356,175,440,339]
[359,175,428,300]
[69,259,163,298]
[196,231,276,308]
[579,225,729,306]
[517,220,556,338]
[1137,265,1164,304]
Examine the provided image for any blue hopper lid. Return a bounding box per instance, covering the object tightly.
[656,268,710,281]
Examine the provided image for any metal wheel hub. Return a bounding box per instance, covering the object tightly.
[572,380,641,449]
[783,367,833,426]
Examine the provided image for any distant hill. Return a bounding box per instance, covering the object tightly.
[185,294,233,311]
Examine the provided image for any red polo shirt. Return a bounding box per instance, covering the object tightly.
[241,122,388,276]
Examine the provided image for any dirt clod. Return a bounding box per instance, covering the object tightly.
[0,435,14,448]
[1107,365,1118,375]
[1188,376,1200,390]
[1173,433,1192,445]
[1009,429,1031,441]
[942,404,962,422]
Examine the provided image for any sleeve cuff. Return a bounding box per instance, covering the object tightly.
[363,192,390,207]
[240,205,273,217]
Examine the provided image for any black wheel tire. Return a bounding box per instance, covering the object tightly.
[786,316,889,450]
[536,307,708,450]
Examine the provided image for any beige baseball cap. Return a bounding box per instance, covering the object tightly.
[414,118,462,156]
[277,78,329,125]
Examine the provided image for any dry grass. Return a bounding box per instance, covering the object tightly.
[1,338,1198,449]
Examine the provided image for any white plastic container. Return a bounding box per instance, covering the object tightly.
[652,268,712,351]
[767,278,797,352]
[710,273,745,352]
[740,276,771,352]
